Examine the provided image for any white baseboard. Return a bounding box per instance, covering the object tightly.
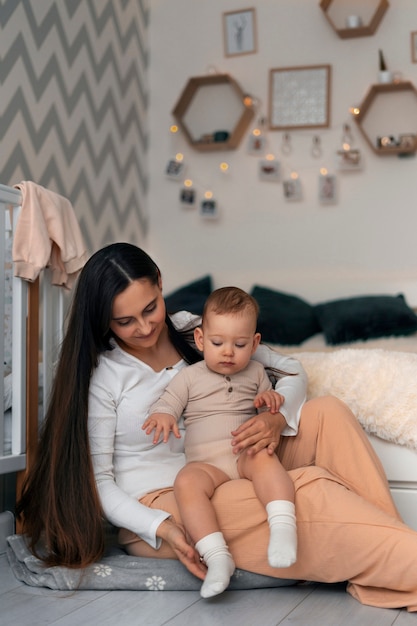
[0,511,15,554]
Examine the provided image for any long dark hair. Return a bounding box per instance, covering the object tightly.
[16,243,201,567]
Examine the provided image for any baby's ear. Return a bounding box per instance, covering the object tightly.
[194,326,204,351]
[252,332,261,353]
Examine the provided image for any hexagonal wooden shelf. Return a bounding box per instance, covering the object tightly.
[320,0,389,39]
[172,74,254,151]
[352,81,417,155]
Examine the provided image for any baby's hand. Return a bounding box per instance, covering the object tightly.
[253,390,284,414]
[142,412,181,444]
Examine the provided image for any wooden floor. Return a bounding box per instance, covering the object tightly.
[1,555,416,626]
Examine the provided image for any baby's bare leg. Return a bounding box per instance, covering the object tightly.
[174,462,235,598]
[238,450,297,568]
[238,449,294,505]
[174,462,230,541]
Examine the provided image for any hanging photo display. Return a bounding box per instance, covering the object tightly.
[258,159,280,182]
[318,173,337,204]
[179,187,196,207]
[200,197,219,220]
[283,178,303,201]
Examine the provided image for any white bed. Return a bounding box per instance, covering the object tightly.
[272,337,417,531]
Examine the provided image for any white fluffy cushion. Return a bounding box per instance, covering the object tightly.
[292,349,417,450]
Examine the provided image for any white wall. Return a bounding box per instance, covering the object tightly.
[147,0,417,304]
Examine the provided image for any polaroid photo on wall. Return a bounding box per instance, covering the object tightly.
[247,134,266,155]
[335,149,363,171]
[179,187,196,208]
[200,198,219,220]
[258,159,280,182]
[283,178,303,201]
[318,174,337,204]
[165,159,184,180]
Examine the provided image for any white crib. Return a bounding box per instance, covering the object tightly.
[0,183,64,538]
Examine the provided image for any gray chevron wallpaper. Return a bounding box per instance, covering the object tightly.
[0,0,148,252]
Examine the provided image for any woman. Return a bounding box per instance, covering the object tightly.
[16,243,417,611]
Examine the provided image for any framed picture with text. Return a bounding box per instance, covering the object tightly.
[269,65,331,130]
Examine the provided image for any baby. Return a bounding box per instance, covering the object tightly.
[143,287,297,598]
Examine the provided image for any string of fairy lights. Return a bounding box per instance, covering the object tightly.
[165,106,363,219]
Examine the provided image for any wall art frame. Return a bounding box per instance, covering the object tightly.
[269,65,331,130]
[223,8,257,57]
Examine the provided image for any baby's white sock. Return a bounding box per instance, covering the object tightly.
[195,532,235,598]
[266,500,297,568]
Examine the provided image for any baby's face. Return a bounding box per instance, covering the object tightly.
[196,312,260,376]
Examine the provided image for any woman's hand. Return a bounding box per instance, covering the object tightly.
[231,411,287,456]
[156,518,206,580]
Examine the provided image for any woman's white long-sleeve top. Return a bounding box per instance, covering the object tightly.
[87,312,307,549]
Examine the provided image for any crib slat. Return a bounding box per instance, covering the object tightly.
[0,208,6,459]
[11,206,27,456]
[15,280,40,508]
[25,279,39,463]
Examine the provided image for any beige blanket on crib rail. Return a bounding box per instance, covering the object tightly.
[293,349,417,450]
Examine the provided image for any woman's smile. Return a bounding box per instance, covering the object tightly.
[132,327,157,343]
[109,279,166,354]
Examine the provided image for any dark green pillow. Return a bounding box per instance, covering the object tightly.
[315,294,417,345]
[164,275,212,315]
[250,285,320,345]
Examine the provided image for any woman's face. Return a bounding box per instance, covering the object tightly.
[109,278,166,353]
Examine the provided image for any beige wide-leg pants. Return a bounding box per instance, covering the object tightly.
[124,396,417,611]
